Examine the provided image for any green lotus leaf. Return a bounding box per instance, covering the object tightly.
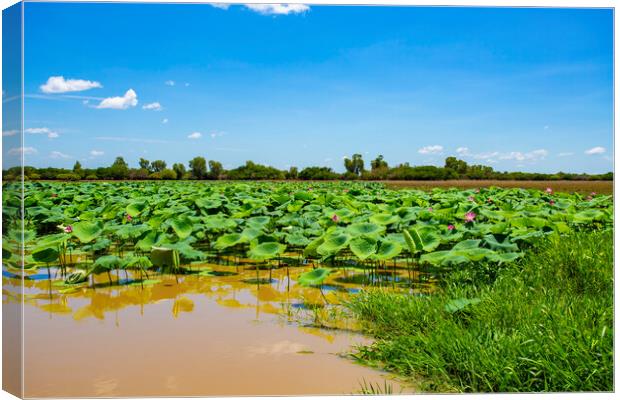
[420,250,451,266]
[349,236,377,260]
[285,232,310,247]
[347,222,384,237]
[374,240,402,261]
[483,235,519,252]
[454,248,494,262]
[32,247,59,264]
[135,231,163,252]
[573,209,605,223]
[294,191,314,202]
[126,201,148,217]
[120,256,153,269]
[298,267,331,286]
[195,198,222,210]
[170,215,193,240]
[246,216,270,228]
[72,221,103,243]
[150,247,180,268]
[65,270,89,285]
[452,239,481,251]
[241,227,263,241]
[214,233,244,250]
[248,242,286,260]
[408,226,441,252]
[112,224,150,240]
[369,213,400,226]
[163,241,206,261]
[440,252,471,265]
[303,236,325,258]
[34,233,69,250]
[486,252,523,263]
[91,255,121,271]
[287,200,305,213]
[317,233,350,256]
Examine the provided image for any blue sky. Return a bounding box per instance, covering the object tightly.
[5,3,614,173]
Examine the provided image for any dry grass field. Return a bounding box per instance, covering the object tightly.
[383,180,613,195]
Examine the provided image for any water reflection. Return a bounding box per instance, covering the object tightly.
[4,261,425,396]
[4,261,435,327]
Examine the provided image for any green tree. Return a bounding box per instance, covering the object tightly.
[286,166,299,179]
[370,155,388,171]
[110,157,129,179]
[160,169,177,180]
[139,158,151,171]
[189,156,207,179]
[208,160,223,180]
[444,157,468,177]
[344,153,365,176]
[73,161,82,173]
[172,163,186,179]
[151,160,167,172]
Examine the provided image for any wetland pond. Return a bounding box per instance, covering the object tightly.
[5,181,611,397]
[5,257,428,397]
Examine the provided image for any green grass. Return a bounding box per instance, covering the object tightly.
[347,231,613,392]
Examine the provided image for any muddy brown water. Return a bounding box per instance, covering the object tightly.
[4,261,430,397]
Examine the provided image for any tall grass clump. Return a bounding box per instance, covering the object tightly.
[347,231,613,392]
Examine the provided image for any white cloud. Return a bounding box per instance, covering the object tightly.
[142,102,162,111]
[245,4,310,15]
[162,118,169,124]
[557,152,574,157]
[8,147,37,156]
[184,82,190,87]
[188,132,202,139]
[418,145,444,155]
[90,150,104,157]
[499,149,548,162]
[544,125,550,130]
[50,151,70,159]
[25,127,59,139]
[165,80,175,86]
[96,89,138,110]
[40,76,102,94]
[210,130,226,138]
[210,3,230,9]
[585,146,606,155]
[2,129,18,137]
[456,147,469,156]
[457,148,548,163]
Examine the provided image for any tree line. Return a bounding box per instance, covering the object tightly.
[3,154,613,181]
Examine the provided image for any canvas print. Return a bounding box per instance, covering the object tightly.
[1,1,614,397]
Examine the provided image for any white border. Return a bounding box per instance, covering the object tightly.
[0,1,616,400]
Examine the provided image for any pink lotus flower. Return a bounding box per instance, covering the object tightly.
[591,192,596,196]
[331,214,340,223]
[475,189,480,193]
[343,189,349,193]
[549,200,555,205]
[464,212,476,223]
[467,196,475,202]
[126,214,132,222]
[64,225,73,233]
[428,207,433,212]
[447,224,455,231]
[545,187,553,194]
